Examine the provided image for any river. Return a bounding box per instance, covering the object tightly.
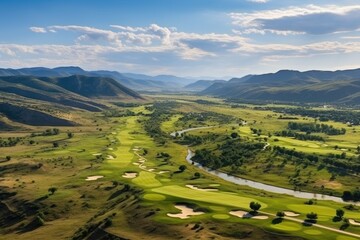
[171,127,358,205]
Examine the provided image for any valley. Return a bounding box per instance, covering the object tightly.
[1,93,360,240]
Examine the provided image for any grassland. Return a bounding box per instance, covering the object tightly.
[1,96,360,240]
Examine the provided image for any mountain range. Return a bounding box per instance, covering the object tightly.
[0,66,202,92]
[201,69,360,104]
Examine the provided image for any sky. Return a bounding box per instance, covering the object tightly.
[1,0,360,78]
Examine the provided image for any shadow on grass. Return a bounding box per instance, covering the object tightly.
[303,219,317,226]
[271,218,283,224]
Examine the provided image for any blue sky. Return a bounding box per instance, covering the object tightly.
[1,0,360,78]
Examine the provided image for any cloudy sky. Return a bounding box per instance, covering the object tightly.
[1,0,360,78]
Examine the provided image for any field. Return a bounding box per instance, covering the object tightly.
[1,95,360,240]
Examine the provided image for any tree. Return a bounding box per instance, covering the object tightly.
[306,212,318,223]
[5,156,11,161]
[336,209,345,219]
[48,187,57,195]
[67,132,74,138]
[230,132,239,139]
[276,211,285,218]
[179,165,187,172]
[249,201,261,213]
[194,172,201,179]
[53,142,59,148]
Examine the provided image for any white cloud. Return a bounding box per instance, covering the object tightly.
[29,27,47,33]
[247,0,269,3]
[230,5,360,35]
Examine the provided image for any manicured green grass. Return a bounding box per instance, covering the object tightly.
[132,171,162,188]
[270,221,302,231]
[152,185,267,209]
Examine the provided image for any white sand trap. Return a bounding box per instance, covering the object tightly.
[107,155,115,160]
[284,211,300,217]
[349,219,360,226]
[341,148,347,151]
[122,172,137,179]
[229,210,267,219]
[252,215,269,219]
[92,153,102,156]
[133,148,140,151]
[148,168,156,172]
[167,205,204,219]
[133,163,140,166]
[108,148,113,150]
[229,210,250,218]
[111,132,116,135]
[85,176,104,181]
[186,184,218,192]
[158,171,169,174]
[138,159,145,163]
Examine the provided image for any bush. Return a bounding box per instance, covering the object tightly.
[179,165,187,172]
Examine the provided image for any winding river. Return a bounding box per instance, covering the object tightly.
[171,127,358,205]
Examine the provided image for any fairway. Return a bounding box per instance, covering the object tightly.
[132,171,162,188]
[152,185,267,209]
[287,204,360,219]
[270,221,302,231]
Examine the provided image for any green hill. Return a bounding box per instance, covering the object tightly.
[202,69,360,104]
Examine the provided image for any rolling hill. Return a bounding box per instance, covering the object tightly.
[184,80,226,92]
[0,75,142,126]
[201,69,360,104]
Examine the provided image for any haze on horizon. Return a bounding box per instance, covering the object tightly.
[1,0,360,78]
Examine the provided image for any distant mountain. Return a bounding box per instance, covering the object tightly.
[122,73,195,86]
[201,69,360,104]
[0,75,141,111]
[0,67,197,91]
[184,80,227,92]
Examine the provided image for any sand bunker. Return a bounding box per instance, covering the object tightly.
[107,155,115,160]
[186,184,218,192]
[158,171,169,174]
[284,211,300,217]
[122,172,137,179]
[229,210,268,219]
[108,148,113,150]
[252,215,269,219]
[85,176,104,181]
[349,219,360,226]
[167,205,204,219]
[92,153,102,156]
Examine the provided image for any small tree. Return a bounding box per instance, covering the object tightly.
[53,142,59,148]
[67,132,74,138]
[194,172,201,179]
[249,201,261,213]
[179,165,187,172]
[276,211,285,218]
[6,156,11,161]
[48,187,57,195]
[230,132,239,139]
[336,209,345,219]
[306,212,318,223]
